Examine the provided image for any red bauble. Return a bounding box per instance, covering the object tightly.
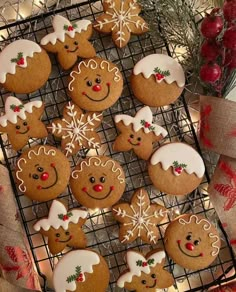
[201,14,223,38]
[223,0,236,22]
[200,63,222,83]
[200,40,220,61]
[223,27,236,50]
[225,50,236,69]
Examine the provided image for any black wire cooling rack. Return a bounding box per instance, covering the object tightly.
[0,1,236,291]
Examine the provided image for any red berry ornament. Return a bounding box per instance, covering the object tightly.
[200,63,222,83]
[223,27,236,50]
[223,0,236,22]
[201,14,223,38]
[200,40,220,61]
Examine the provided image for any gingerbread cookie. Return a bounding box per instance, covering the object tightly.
[113,188,167,244]
[15,145,70,202]
[41,15,96,70]
[164,214,221,270]
[94,0,148,48]
[34,200,87,254]
[117,249,174,291]
[148,142,205,195]
[130,54,185,107]
[113,106,167,160]
[0,39,51,93]
[48,102,103,156]
[53,249,109,292]
[70,156,125,209]
[0,96,47,151]
[68,57,123,111]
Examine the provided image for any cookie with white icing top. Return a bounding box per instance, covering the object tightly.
[15,145,70,202]
[68,57,123,111]
[0,39,51,93]
[41,15,96,70]
[34,200,87,254]
[148,142,205,195]
[130,54,185,107]
[164,214,221,270]
[113,106,167,160]
[117,249,174,291]
[53,249,109,292]
[0,96,47,151]
[70,156,126,209]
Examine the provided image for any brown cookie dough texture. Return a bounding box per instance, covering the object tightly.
[130,54,185,107]
[117,249,174,291]
[53,249,109,292]
[0,39,51,94]
[93,0,149,48]
[164,214,221,270]
[70,155,126,209]
[41,15,96,70]
[15,145,70,202]
[68,57,123,111]
[148,142,205,196]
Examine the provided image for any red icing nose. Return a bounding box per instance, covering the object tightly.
[93,184,103,192]
[41,172,49,181]
[92,84,102,92]
[185,242,194,251]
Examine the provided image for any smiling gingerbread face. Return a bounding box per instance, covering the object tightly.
[16,145,70,202]
[164,214,221,270]
[70,156,126,209]
[68,57,123,111]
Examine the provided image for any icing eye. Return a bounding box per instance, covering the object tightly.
[89,177,95,183]
[186,235,192,241]
[16,125,20,129]
[32,174,39,180]
[141,280,146,285]
[37,167,44,172]
[194,240,200,246]
[64,45,69,49]
[74,41,78,45]
[23,121,28,126]
[151,274,156,279]
[137,137,142,141]
[56,233,60,237]
[86,80,92,87]
[100,176,105,183]
[130,134,134,138]
[95,78,101,84]
[65,231,70,236]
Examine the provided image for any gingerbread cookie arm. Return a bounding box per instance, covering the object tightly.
[76,41,96,59]
[79,23,94,41]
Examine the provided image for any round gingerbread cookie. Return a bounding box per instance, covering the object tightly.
[117,249,174,291]
[70,156,126,209]
[15,145,70,202]
[68,57,123,111]
[130,54,185,107]
[41,15,96,70]
[0,39,51,94]
[164,214,221,270]
[53,249,109,292]
[148,142,205,195]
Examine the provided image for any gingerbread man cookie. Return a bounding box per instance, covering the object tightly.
[41,15,96,70]
[131,54,185,107]
[113,188,167,244]
[15,145,70,202]
[68,57,123,111]
[113,106,167,160]
[0,96,47,151]
[164,214,221,270]
[117,249,174,291]
[53,249,110,292]
[94,0,149,48]
[0,39,51,93]
[34,200,88,254]
[48,102,103,156]
[70,156,126,209]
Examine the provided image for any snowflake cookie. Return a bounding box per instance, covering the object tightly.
[48,102,103,156]
[112,188,167,244]
[94,0,149,48]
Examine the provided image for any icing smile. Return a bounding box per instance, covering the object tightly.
[56,235,72,243]
[128,139,140,146]
[16,127,30,134]
[68,47,78,53]
[82,186,114,200]
[146,279,157,288]
[37,165,58,190]
[177,241,203,258]
[82,83,110,102]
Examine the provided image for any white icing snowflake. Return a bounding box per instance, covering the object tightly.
[94,0,148,48]
[48,102,102,156]
[113,188,167,244]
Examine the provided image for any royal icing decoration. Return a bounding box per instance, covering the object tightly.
[48,102,102,156]
[53,250,100,292]
[41,15,91,46]
[133,54,185,87]
[172,161,187,176]
[114,106,168,137]
[0,40,42,84]
[179,215,220,256]
[72,156,125,183]
[113,188,167,243]
[150,142,205,178]
[117,250,165,288]
[0,96,42,127]
[34,200,88,231]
